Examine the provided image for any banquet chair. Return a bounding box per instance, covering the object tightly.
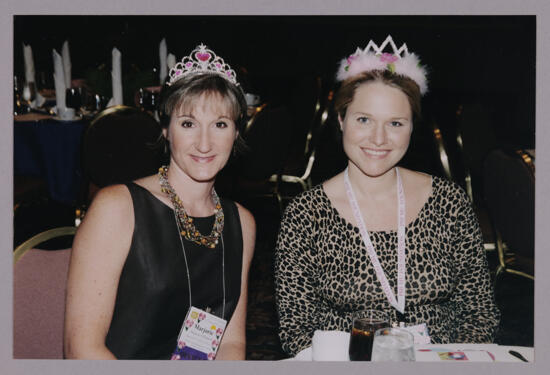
[483,149,535,283]
[393,109,458,186]
[456,101,498,204]
[430,120,454,182]
[419,96,469,193]
[271,80,333,196]
[13,226,77,359]
[77,105,164,222]
[286,76,324,159]
[228,105,294,214]
[423,99,498,249]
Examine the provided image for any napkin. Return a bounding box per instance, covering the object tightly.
[52,49,66,111]
[23,44,46,108]
[23,44,35,83]
[292,347,313,361]
[159,38,167,84]
[167,53,176,71]
[110,47,123,106]
[62,41,72,88]
[311,330,350,361]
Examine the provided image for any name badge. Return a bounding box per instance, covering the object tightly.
[400,322,431,344]
[171,306,228,360]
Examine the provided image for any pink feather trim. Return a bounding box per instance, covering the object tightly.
[336,52,428,95]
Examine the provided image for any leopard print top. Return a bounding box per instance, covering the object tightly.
[275,175,500,356]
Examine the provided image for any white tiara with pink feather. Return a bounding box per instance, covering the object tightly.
[336,35,428,95]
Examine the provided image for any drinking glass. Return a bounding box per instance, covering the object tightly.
[66,88,82,110]
[138,87,160,113]
[348,310,390,361]
[92,94,109,112]
[371,327,415,362]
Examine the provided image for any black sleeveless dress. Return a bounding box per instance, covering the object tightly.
[104,183,243,359]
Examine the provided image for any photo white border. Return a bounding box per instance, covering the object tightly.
[2,1,548,375]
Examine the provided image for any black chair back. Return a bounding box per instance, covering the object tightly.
[82,105,164,188]
[238,105,293,181]
[484,149,535,260]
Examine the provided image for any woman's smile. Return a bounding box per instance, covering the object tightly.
[361,147,391,158]
[190,154,216,163]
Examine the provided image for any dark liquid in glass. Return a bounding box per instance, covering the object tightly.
[348,322,387,361]
[66,88,82,109]
[142,91,158,112]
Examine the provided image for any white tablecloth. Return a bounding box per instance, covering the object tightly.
[415,343,533,362]
[288,339,534,362]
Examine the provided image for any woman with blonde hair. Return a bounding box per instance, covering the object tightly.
[275,36,499,356]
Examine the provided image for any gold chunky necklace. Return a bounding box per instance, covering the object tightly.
[158,166,224,249]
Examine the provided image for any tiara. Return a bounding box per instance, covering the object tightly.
[336,35,428,95]
[167,43,238,86]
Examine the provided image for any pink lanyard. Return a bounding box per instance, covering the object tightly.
[344,167,406,314]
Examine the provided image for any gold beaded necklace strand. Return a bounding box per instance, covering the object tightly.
[158,166,224,249]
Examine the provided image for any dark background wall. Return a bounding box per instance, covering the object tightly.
[14,15,535,148]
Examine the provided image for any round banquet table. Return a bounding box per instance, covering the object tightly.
[14,114,88,205]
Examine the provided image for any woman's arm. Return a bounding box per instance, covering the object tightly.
[450,186,500,343]
[64,185,134,359]
[215,203,256,360]
[274,196,320,356]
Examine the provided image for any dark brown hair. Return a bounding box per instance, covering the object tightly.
[334,70,422,123]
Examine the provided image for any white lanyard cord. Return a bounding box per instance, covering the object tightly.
[173,210,226,319]
[344,167,406,314]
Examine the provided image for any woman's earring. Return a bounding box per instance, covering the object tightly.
[162,136,170,158]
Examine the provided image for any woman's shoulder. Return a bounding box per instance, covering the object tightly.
[231,201,256,263]
[286,184,328,212]
[81,185,135,231]
[233,201,256,229]
[75,184,135,252]
[430,174,470,201]
[90,174,162,207]
[90,184,132,209]
[401,168,467,198]
[132,174,162,195]
[400,168,431,185]
[417,173,474,221]
[217,198,256,240]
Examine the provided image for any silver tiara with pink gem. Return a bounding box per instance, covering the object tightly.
[167,43,238,86]
[336,35,428,95]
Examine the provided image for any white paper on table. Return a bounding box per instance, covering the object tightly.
[159,38,167,84]
[62,41,72,88]
[52,49,66,110]
[415,343,499,362]
[167,53,176,71]
[111,48,123,106]
[311,330,350,361]
[23,44,35,83]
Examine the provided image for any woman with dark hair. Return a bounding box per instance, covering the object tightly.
[64,44,255,360]
[275,36,499,356]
